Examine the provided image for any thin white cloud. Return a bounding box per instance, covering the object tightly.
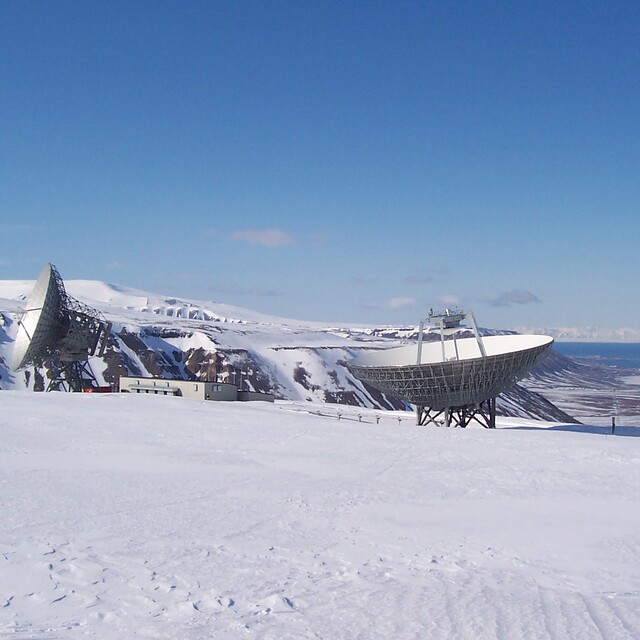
[404,268,449,285]
[488,290,542,307]
[362,296,417,310]
[438,294,462,306]
[389,296,416,309]
[231,229,296,247]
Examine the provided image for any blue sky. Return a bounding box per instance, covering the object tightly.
[1,1,639,329]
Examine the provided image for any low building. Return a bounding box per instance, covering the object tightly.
[119,376,274,403]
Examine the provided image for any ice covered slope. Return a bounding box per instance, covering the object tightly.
[1,392,639,639]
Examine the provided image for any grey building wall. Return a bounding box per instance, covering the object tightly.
[118,377,273,402]
[119,377,238,401]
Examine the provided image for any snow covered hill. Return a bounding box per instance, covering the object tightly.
[0,279,416,409]
[513,325,640,343]
[1,392,639,639]
[0,277,612,424]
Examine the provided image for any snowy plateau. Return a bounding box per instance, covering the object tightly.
[1,279,640,639]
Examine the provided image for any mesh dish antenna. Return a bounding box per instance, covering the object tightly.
[12,263,112,391]
[348,309,553,428]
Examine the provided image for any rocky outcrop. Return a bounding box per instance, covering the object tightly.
[81,324,574,421]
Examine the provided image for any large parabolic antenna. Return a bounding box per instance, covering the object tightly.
[348,309,553,428]
[12,263,111,391]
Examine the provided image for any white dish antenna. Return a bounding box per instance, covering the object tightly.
[349,308,553,428]
[12,263,112,391]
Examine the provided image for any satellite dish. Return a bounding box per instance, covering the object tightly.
[12,263,112,392]
[348,309,553,428]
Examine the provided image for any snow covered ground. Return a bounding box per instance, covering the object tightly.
[1,392,639,639]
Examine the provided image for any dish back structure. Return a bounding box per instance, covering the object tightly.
[12,263,112,391]
[348,309,553,428]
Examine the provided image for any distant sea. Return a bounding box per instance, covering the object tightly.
[553,342,640,370]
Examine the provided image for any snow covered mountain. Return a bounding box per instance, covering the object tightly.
[512,325,640,343]
[0,277,609,424]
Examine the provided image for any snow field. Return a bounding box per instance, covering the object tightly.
[1,392,640,639]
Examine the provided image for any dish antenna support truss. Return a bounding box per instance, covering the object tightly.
[12,263,112,392]
[416,308,486,366]
[416,308,493,427]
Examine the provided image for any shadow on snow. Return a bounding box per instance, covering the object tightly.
[505,424,640,437]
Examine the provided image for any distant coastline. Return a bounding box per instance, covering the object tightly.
[553,342,640,370]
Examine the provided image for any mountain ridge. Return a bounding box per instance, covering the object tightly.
[0,277,620,424]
